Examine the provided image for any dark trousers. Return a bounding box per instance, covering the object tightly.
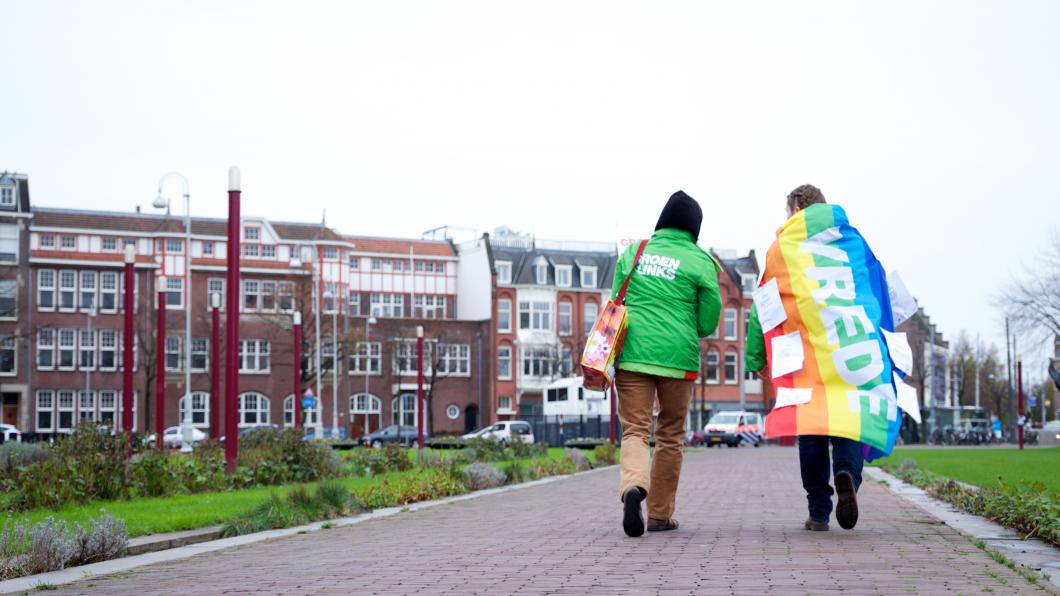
[798,435,864,522]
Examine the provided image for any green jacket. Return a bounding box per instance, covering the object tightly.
[745,303,766,374]
[611,228,721,373]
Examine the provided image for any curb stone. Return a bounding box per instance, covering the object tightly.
[866,466,1060,591]
[0,465,616,595]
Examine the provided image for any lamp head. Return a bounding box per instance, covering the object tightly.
[124,245,136,263]
[152,195,167,209]
[210,292,221,309]
[157,275,167,292]
[417,325,424,338]
[368,316,377,325]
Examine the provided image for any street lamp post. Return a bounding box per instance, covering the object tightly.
[121,245,136,437]
[293,311,303,429]
[156,275,167,451]
[224,167,241,474]
[85,304,95,427]
[416,325,425,449]
[210,292,221,437]
[154,172,194,453]
[324,291,339,438]
[364,316,376,435]
[313,256,322,440]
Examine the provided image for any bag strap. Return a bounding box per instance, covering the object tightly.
[616,239,649,306]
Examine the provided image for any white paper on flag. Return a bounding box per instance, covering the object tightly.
[894,374,921,424]
[887,271,918,326]
[771,330,805,379]
[774,387,813,409]
[753,278,787,331]
[882,329,913,375]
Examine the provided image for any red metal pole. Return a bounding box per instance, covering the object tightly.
[416,326,424,449]
[224,168,241,473]
[1018,360,1024,450]
[293,313,303,429]
[210,300,221,438]
[609,384,617,445]
[122,248,135,438]
[156,279,167,451]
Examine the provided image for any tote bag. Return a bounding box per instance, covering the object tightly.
[580,240,648,391]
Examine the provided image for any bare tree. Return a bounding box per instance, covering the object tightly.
[997,232,1060,344]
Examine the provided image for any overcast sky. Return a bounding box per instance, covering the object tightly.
[2,1,1058,371]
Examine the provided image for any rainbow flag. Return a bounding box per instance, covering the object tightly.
[758,204,910,458]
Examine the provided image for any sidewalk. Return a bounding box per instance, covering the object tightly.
[51,447,1049,595]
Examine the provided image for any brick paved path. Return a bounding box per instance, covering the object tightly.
[55,447,1049,595]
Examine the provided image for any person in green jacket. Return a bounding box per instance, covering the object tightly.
[616,190,721,538]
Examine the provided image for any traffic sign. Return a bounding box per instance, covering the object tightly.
[302,388,315,410]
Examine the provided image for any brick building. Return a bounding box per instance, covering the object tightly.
[0,172,32,431]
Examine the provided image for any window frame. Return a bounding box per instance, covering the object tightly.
[724,308,738,340]
[558,301,572,336]
[79,329,96,371]
[555,265,573,288]
[37,269,56,311]
[495,261,512,284]
[37,328,55,370]
[583,302,598,336]
[497,298,512,333]
[498,345,513,380]
[349,341,382,375]
[0,336,16,376]
[705,350,720,384]
[100,271,119,313]
[0,279,16,320]
[79,271,97,312]
[724,351,738,385]
[36,390,54,432]
[237,392,270,428]
[580,266,598,288]
[179,392,211,428]
[238,340,271,373]
[58,270,77,312]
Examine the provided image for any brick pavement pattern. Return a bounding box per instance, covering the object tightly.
[55,447,1049,595]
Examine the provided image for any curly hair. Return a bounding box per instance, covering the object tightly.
[786,184,826,212]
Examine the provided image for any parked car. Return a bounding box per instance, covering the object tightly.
[358,425,420,448]
[460,426,493,440]
[303,427,348,441]
[220,424,283,444]
[478,421,535,445]
[0,424,21,443]
[704,411,761,447]
[146,426,208,449]
[1041,420,1060,447]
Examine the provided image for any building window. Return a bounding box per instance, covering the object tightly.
[179,392,210,427]
[724,308,737,340]
[521,345,556,378]
[79,271,97,312]
[499,395,513,412]
[57,390,75,431]
[742,273,757,294]
[724,351,738,384]
[39,234,55,249]
[244,226,260,241]
[350,393,381,416]
[166,336,182,371]
[323,246,338,260]
[705,351,720,384]
[414,295,446,319]
[558,301,572,336]
[38,270,55,311]
[495,261,512,284]
[242,280,260,311]
[79,390,97,422]
[349,255,360,270]
[278,281,294,312]
[101,237,117,252]
[238,392,270,427]
[0,337,15,375]
[0,185,14,207]
[391,394,417,427]
[241,244,260,258]
[350,342,381,374]
[59,270,76,311]
[0,280,15,319]
[0,222,17,259]
[208,278,225,310]
[446,405,460,420]
[580,266,598,288]
[100,272,118,313]
[584,302,598,336]
[744,308,751,337]
[371,258,382,271]
[559,345,573,376]
[239,340,270,373]
[498,345,512,380]
[58,328,76,370]
[262,245,276,259]
[99,330,118,371]
[37,328,55,369]
[518,301,552,331]
[393,340,434,375]
[555,266,572,288]
[261,280,277,312]
[191,338,208,371]
[60,235,76,250]
[202,241,215,257]
[370,294,404,318]
[98,391,118,427]
[164,238,184,254]
[79,329,96,370]
[497,299,512,333]
[347,291,361,316]
[323,283,338,313]
[533,258,548,285]
[164,277,183,308]
[36,390,54,431]
[437,344,470,375]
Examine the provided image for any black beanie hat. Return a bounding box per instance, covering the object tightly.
[654,190,703,241]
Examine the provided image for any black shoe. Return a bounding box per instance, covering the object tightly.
[622,487,645,538]
[804,519,829,532]
[834,471,859,530]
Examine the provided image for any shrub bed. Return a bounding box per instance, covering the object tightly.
[883,459,1060,547]
[0,512,128,581]
[221,482,365,538]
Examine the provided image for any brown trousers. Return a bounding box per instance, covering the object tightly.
[616,369,693,520]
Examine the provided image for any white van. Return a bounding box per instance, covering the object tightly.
[480,421,535,445]
[544,377,611,417]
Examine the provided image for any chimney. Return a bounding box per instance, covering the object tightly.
[135,205,141,213]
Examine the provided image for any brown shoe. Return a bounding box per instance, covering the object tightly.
[834,471,859,530]
[647,518,679,532]
[804,519,829,532]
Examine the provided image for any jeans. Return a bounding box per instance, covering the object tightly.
[798,435,864,522]
[616,370,693,520]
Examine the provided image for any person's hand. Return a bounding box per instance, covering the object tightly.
[756,370,769,381]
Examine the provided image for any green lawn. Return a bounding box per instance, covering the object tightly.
[7,447,615,539]
[877,447,1060,494]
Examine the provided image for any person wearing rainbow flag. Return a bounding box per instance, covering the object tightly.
[745,184,913,532]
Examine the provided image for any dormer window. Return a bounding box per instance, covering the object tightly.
[495,261,512,284]
[741,273,757,294]
[0,185,14,207]
[533,257,549,285]
[555,265,572,288]
[580,266,598,288]
[244,226,260,241]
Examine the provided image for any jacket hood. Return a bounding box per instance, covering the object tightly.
[655,190,702,241]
